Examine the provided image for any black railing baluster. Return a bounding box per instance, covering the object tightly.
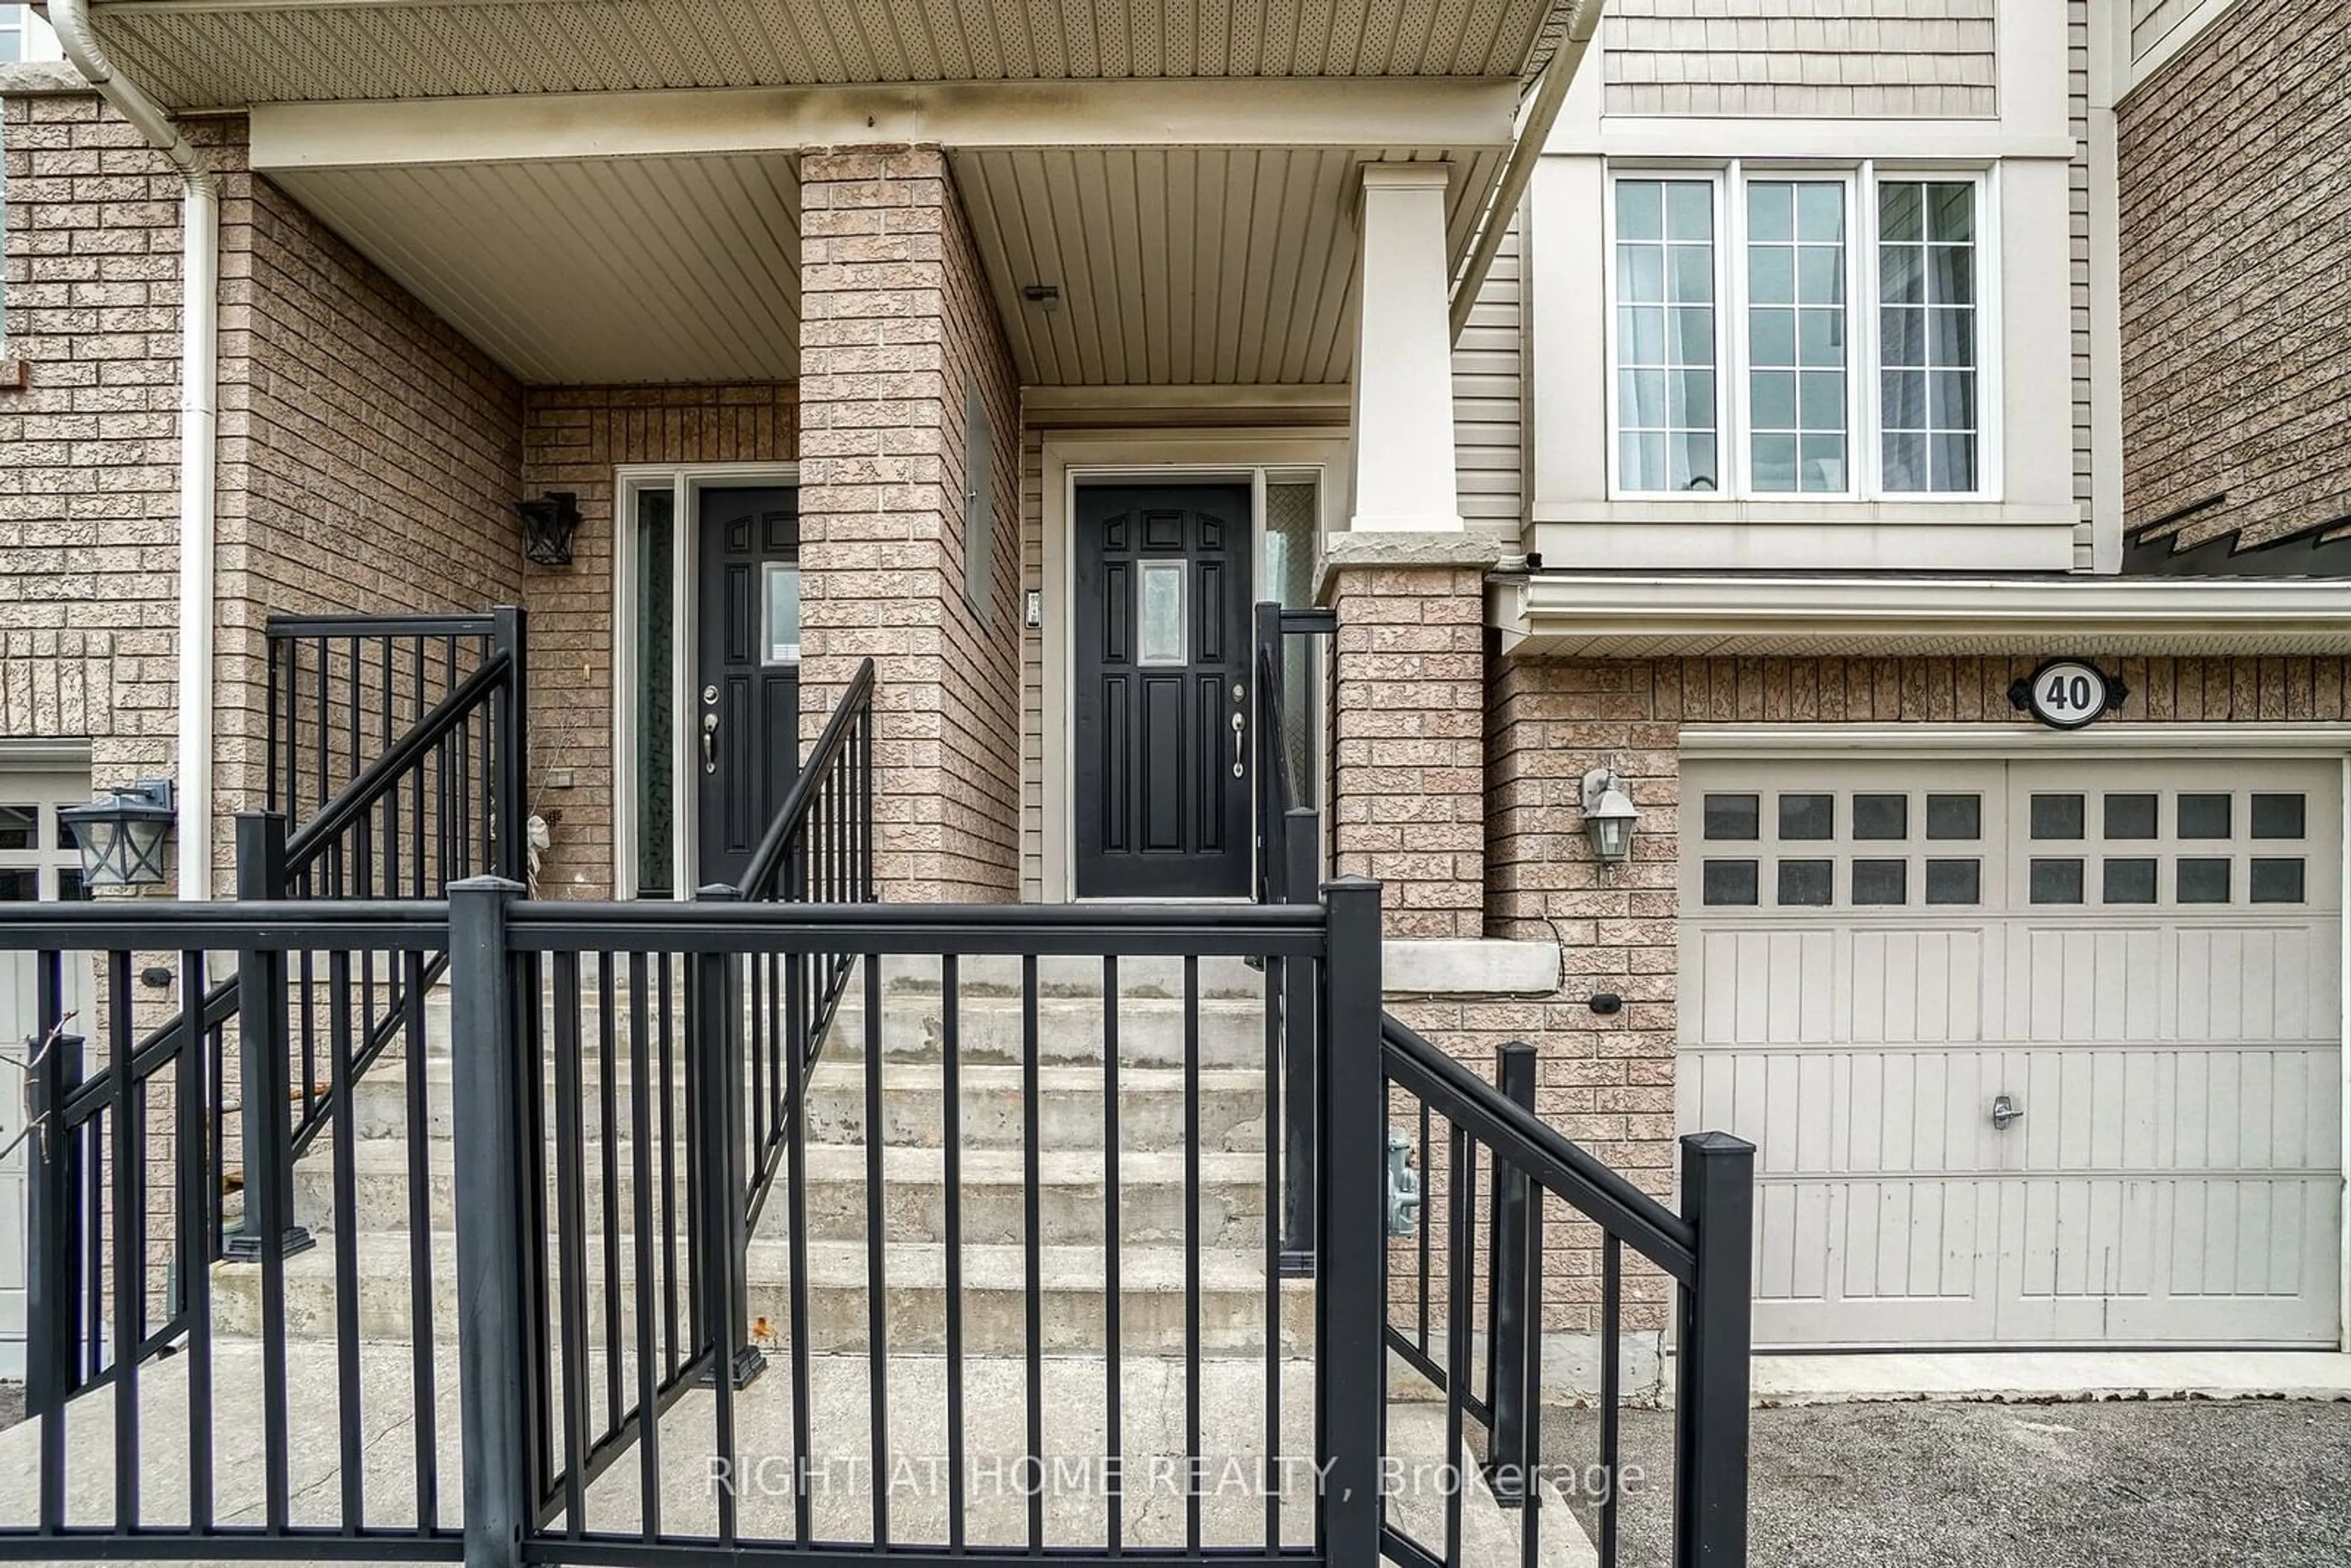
[552,950,592,1537]
[401,945,440,1535]
[598,951,624,1433]
[178,947,214,1534]
[1445,1123,1473,1568]
[1487,1041,1537,1507]
[1518,1186,1543,1568]
[1183,953,1202,1557]
[942,953,967,1553]
[784,946,814,1549]
[26,948,72,1533]
[628,950,664,1542]
[1599,1233,1622,1568]
[1103,953,1123,1556]
[1261,947,1283,1553]
[105,948,138,1533]
[862,952,889,1548]
[1020,953,1044,1555]
[1320,880,1385,1568]
[329,947,367,1531]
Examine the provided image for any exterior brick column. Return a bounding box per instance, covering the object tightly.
[1319,534,1501,937]
[796,147,1023,902]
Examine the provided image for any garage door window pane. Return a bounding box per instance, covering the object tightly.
[2030,857,2085,904]
[2030,794,2085,839]
[1851,858,1907,905]
[1852,793,1908,840]
[1924,858,1981,904]
[0,804,34,849]
[58,868,89,902]
[1925,793,1980,839]
[2103,793,2158,839]
[2178,793,2232,839]
[1703,859,1759,905]
[2251,858,2305,903]
[2103,858,2158,904]
[0,869,33,901]
[1777,858,1833,906]
[2251,794,2306,839]
[1704,794,1760,841]
[1779,793,1834,840]
[2177,858,2231,903]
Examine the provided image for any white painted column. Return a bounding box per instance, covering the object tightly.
[1349,164,1464,533]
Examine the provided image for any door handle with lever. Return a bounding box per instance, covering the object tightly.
[702,712,719,775]
[1990,1093,2023,1131]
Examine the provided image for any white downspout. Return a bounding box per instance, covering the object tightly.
[47,0,218,900]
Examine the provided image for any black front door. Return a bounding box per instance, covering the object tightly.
[696,486,800,891]
[1073,484,1253,899]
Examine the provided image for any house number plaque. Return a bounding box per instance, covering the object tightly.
[2009,659,2127,731]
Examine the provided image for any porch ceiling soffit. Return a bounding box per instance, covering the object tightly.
[266,151,803,384]
[1495,574,2351,659]
[250,83,1513,389]
[90,0,1570,111]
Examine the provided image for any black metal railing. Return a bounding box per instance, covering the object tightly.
[9,900,457,1554]
[266,609,527,877]
[1252,601,1334,1272]
[1378,1013,1755,1568]
[721,656,875,1234]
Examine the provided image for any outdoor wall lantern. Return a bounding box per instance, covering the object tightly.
[517,492,582,566]
[1580,766,1640,865]
[60,779,176,888]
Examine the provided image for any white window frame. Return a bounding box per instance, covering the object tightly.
[1604,160,2003,505]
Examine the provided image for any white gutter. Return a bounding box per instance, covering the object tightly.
[48,0,218,901]
[1448,0,1600,342]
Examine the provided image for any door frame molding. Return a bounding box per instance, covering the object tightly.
[1676,720,2351,1353]
[1039,430,1348,902]
[610,460,800,901]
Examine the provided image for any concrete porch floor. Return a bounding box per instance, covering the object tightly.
[1752,1349,2351,1405]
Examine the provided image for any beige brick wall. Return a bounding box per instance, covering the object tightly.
[1602,0,2000,118]
[797,147,1022,904]
[1,90,193,800]
[1328,561,1488,939]
[519,383,797,899]
[2118,0,2351,548]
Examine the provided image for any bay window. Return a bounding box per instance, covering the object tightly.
[1608,163,1992,500]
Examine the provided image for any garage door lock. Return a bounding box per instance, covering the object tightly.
[1990,1093,2024,1131]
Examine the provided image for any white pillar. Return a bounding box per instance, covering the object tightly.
[1349,164,1465,534]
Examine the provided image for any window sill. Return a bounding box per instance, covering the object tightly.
[1531,499,2079,573]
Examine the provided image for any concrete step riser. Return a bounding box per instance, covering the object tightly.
[337,1071,1270,1154]
[211,1274,1308,1357]
[291,1168,1273,1248]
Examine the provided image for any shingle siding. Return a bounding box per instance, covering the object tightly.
[1603,0,2000,119]
[2118,0,2351,547]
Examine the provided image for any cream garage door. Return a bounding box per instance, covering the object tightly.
[1679,756,2344,1349]
[1,767,98,1381]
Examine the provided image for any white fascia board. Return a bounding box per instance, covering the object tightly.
[249,77,1518,171]
[1504,574,2351,653]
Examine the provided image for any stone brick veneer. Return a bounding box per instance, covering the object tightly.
[2118,0,2351,548]
[796,148,1023,903]
[1322,536,1499,938]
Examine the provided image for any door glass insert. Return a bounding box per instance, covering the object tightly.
[2251,858,2306,903]
[1136,561,1188,666]
[763,560,802,664]
[1925,858,1981,904]
[2177,793,2232,839]
[1264,477,1323,812]
[2251,793,2306,839]
[634,485,677,898]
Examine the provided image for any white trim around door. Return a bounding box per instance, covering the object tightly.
[1037,429,1349,903]
[610,461,799,902]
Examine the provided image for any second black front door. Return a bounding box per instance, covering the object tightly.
[696,486,800,890]
[1073,484,1253,899]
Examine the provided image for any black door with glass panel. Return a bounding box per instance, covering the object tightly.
[1073,484,1253,899]
[696,487,800,891]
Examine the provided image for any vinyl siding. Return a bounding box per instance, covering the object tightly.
[1453,217,1524,542]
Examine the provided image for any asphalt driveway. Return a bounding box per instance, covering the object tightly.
[1543,1398,2351,1568]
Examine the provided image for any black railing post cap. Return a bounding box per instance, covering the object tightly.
[1321,874,1383,894]
[449,874,528,895]
[696,883,743,902]
[1680,1130,1757,1157]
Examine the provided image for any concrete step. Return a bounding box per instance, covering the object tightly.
[212,1233,1310,1356]
[339,1057,1271,1153]
[293,1142,1280,1248]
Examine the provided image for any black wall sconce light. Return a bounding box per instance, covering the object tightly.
[60,779,176,888]
[517,492,582,566]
